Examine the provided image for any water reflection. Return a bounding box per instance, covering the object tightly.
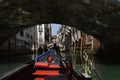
[64,52,120,80]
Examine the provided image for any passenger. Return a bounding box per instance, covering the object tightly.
[38,46,43,54]
[43,44,48,52]
[53,43,61,57]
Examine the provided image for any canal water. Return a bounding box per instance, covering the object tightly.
[0,54,32,77]
[93,58,120,80]
[0,53,120,80]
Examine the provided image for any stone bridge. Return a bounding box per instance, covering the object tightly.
[0,0,120,58]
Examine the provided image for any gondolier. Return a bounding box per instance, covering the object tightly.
[53,43,61,57]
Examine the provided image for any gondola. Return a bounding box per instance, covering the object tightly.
[32,49,92,80]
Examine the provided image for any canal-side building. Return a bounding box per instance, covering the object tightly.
[29,24,52,53]
[56,25,100,53]
[23,24,52,52]
[0,24,52,55]
[56,25,73,50]
[0,27,35,55]
[34,24,52,49]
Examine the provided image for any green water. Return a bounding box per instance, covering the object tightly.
[94,63,120,80]
[0,54,32,77]
[103,65,119,79]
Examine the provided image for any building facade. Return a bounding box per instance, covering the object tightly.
[56,25,100,53]
[0,24,52,55]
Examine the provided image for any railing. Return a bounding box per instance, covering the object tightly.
[34,49,53,62]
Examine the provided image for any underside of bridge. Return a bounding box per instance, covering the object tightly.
[0,0,120,58]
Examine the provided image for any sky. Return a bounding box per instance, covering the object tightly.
[51,23,61,35]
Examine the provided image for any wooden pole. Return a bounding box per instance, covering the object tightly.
[80,32,84,67]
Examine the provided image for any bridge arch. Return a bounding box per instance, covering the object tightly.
[0,0,120,57]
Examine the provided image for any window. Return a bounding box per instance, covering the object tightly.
[26,33,29,38]
[20,31,24,37]
[39,38,43,42]
[39,26,43,32]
